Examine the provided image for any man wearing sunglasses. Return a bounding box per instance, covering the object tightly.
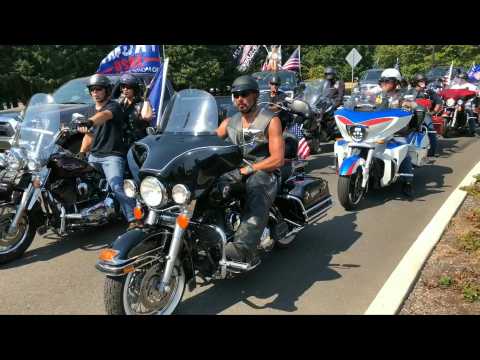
[376,68,418,198]
[118,73,153,148]
[77,74,137,230]
[216,75,285,264]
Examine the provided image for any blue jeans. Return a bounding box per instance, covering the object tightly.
[399,153,413,185]
[88,154,136,222]
[423,114,438,156]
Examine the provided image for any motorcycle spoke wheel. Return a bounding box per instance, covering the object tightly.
[0,213,29,254]
[122,260,185,315]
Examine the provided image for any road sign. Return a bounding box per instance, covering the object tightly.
[346,48,362,68]
[346,48,362,82]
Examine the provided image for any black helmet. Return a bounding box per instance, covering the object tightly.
[87,74,112,94]
[412,73,427,85]
[269,74,282,86]
[231,75,259,93]
[324,66,337,80]
[119,73,141,93]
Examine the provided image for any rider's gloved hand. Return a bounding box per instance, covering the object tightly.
[76,152,87,161]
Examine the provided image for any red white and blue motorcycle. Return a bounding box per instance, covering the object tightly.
[333,92,430,210]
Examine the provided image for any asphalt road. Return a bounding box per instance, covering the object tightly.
[1,135,479,314]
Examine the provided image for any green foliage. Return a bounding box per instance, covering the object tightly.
[463,283,480,302]
[438,275,453,287]
[456,231,480,253]
[0,45,479,108]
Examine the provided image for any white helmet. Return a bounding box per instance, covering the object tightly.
[380,68,402,82]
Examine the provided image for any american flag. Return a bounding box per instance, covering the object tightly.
[288,123,310,160]
[282,47,300,72]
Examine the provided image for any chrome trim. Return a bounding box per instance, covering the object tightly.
[8,184,33,235]
[146,211,158,226]
[206,225,227,279]
[347,142,375,149]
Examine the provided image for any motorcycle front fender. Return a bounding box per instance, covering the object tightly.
[96,227,195,285]
[338,155,365,176]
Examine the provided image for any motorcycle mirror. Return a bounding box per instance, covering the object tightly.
[72,113,86,123]
[146,127,156,135]
[290,99,310,115]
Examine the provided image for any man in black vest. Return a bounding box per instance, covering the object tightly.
[216,75,285,263]
[322,66,345,109]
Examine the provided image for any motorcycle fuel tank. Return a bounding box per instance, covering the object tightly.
[49,153,97,178]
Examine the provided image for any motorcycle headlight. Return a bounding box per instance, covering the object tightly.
[124,179,137,198]
[172,184,191,205]
[446,98,455,107]
[457,99,464,106]
[348,125,367,142]
[8,156,20,170]
[140,176,167,208]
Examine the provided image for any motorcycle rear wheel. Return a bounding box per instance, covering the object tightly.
[104,258,186,315]
[0,212,37,265]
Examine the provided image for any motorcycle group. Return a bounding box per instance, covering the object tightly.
[0,64,478,315]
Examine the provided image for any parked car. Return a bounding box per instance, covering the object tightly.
[355,68,384,93]
[0,110,22,151]
[426,66,465,83]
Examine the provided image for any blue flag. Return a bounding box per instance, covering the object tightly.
[97,45,163,74]
[146,63,165,127]
[468,64,480,83]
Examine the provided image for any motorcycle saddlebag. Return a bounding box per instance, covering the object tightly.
[277,175,333,224]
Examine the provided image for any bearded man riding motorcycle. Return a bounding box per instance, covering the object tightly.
[216,75,285,263]
[409,73,441,156]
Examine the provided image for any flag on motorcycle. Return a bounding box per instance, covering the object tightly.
[146,59,169,128]
[468,63,480,82]
[288,123,310,160]
[233,45,261,72]
[96,45,163,74]
[282,47,301,72]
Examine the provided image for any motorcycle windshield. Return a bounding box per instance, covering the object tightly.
[301,80,327,106]
[161,89,219,135]
[17,93,61,162]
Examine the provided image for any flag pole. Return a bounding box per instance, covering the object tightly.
[156,57,169,130]
[298,45,302,79]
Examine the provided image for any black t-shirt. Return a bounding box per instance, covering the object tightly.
[90,100,126,157]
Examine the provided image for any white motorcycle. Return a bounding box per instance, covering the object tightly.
[333,92,430,210]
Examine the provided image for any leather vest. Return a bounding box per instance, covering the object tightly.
[227,108,275,162]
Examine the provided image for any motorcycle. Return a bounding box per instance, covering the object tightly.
[439,89,477,137]
[300,80,339,143]
[96,89,333,315]
[333,91,430,210]
[0,94,123,264]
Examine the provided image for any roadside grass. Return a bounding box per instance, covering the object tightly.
[456,231,480,254]
[462,283,480,302]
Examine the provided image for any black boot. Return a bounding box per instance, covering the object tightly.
[225,242,258,264]
[402,182,414,198]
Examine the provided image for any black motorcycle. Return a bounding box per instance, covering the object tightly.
[0,94,122,264]
[96,89,333,315]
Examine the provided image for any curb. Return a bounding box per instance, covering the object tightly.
[364,160,480,315]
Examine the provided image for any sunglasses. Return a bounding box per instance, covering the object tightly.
[379,79,396,84]
[90,87,105,93]
[233,91,253,99]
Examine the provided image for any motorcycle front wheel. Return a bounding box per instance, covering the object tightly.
[337,168,366,211]
[0,211,37,265]
[104,258,186,315]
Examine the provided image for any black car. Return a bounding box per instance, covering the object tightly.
[426,66,465,83]
[0,110,22,151]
